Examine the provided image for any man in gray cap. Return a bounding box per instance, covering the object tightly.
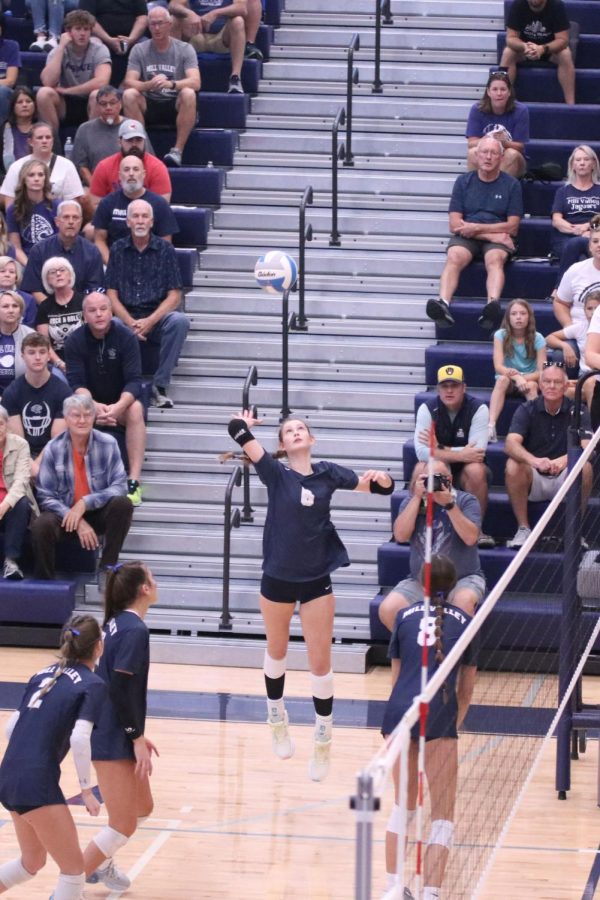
[89,118,171,206]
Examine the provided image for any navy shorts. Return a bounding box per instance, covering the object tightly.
[0,768,65,812]
[260,573,333,604]
[91,724,135,762]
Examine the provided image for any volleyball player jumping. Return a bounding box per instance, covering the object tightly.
[381,555,478,900]
[0,615,105,900]
[227,411,394,781]
[83,561,158,892]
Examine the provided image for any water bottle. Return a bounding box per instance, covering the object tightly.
[206,160,213,168]
[64,137,73,160]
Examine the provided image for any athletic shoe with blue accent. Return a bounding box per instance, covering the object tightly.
[309,737,331,782]
[86,859,131,891]
[268,711,294,759]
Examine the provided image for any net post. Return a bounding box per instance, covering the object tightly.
[351,771,379,900]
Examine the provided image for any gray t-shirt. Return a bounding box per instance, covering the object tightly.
[402,489,484,580]
[127,38,198,101]
[71,118,155,174]
[48,37,111,89]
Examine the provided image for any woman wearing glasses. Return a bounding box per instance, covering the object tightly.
[35,257,83,381]
[465,70,529,178]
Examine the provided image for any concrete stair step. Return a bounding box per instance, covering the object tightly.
[268,46,496,65]
[250,94,472,120]
[262,60,493,85]
[218,188,449,213]
[163,355,427,383]
[212,207,448,235]
[257,79,488,99]
[146,404,412,430]
[238,129,466,157]
[273,27,496,51]
[186,287,433,316]
[194,269,439,295]
[207,230,446,253]
[142,451,408,479]
[225,166,460,192]
[193,310,434,338]
[244,114,462,135]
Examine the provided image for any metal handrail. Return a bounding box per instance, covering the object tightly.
[281,288,295,419]
[330,108,346,247]
[373,0,393,93]
[220,465,242,630]
[241,365,258,522]
[295,186,313,330]
[345,34,360,166]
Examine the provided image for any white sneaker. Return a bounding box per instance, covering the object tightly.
[309,738,331,782]
[507,526,531,549]
[43,35,58,51]
[3,558,24,580]
[268,711,294,759]
[86,859,131,891]
[29,35,47,51]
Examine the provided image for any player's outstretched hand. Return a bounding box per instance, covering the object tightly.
[82,787,101,817]
[231,409,263,429]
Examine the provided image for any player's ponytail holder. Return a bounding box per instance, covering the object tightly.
[105,563,123,573]
[67,627,80,637]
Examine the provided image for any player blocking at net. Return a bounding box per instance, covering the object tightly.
[227,411,394,781]
[0,615,105,900]
[381,554,478,900]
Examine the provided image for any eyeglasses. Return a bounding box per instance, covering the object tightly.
[97,99,120,108]
[149,19,169,26]
[48,267,68,276]
[543,361,565,369]
[68,411,94,421]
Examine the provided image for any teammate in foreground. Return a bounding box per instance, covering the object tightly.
[382,555,478,900]
[0,615,105,900]
[83,561,158,891]
[227,410,394,781]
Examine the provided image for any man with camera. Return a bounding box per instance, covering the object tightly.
[378,459,486,632]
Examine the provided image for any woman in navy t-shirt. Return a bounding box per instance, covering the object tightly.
[227,411,394,782]
[0,614,106,900]
[465,70,529,178]
[6,158,58,267]
[381,555,477,898]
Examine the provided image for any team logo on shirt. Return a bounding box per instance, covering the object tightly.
[23,401,52,437]
[300,487,315,506]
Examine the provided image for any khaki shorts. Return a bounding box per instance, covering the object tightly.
[190,27,228,53]
[529,467,568,502]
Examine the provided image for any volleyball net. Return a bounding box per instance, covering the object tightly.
[352,417,600,900]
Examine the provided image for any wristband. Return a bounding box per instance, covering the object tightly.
[369,476,395,495]
[228,418,254,447]
[542,45,550,59]
[443,500,456,511]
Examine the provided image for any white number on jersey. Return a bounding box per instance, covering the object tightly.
[417,616,437,647]
[27,677,55,709]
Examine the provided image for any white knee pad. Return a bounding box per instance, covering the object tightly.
[428,819,454,850]
[0,858,35,889]
[310,670,334,699]
[386,805,415,835]
[263,651,287,679]
[53,871,85,900]
[137,815,150,827]
[93,825,129,858]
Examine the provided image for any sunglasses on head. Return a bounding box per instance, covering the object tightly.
[542,360,565,369]
[488,67,510,80]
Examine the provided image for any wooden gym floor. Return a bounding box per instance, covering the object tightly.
[0,648,598,899]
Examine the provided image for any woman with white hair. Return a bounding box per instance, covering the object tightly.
[551,145,600,282]
[35,256,83,379]
[0,289,33,398]
[0,404,37,579]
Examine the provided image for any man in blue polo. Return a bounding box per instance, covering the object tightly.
[20,200,104,303]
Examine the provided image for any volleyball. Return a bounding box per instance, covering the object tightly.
[254,250,298,294]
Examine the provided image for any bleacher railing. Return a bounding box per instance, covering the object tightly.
[345,34,360,166]
[220,465,242,630]
[373,0,393,94]
[241,365,258,522]
[297,186,313,330]
[330,108,346,246]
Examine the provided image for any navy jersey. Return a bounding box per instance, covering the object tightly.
[91,610,150,761]
[381,601,477,740]
[255,453,359,582]
[0,663,106,810]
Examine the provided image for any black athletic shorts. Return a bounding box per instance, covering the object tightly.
[62,95,89,127]
[260,573,334,604]
[144,95,179,128]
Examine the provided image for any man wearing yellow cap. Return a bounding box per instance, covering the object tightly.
[414,365,494,549]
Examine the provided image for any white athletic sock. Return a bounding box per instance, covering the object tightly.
[267,697,286,722]
[53,871,85,900]
[314,713,333,742]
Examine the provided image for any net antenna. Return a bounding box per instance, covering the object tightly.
[351,417,600,900]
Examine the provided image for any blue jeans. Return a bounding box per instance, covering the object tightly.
[0,86,13,126]
[26,0,65,37]
[1,496,30,561]
[143,311,190,389]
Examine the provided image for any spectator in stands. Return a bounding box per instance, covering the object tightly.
[583,297,600,428]
[465,70,529,179]
[71,87,156,187]
[426,136,523,331]
[27,0,68,53]
[549,291,600,408]
[0,255,36,327]
[169,0,264,92]
[414,364,493,548]
[553,216,600,372]
[2,88,43,177]
[488,299,546,443]
[6,159,59,266]
[92,154,179,264]
[551,146,600,284]
[123,6,200,168]
[0,121,85,211]
[0,403,36,581]
[35,256,84,377]
[505,362,592,548]
[79,0,148,87]
[106,198,188,409]
[0,290,34,399]
[0,12,20,128]
[500,0,575,105]
[378,459,486,631]
[65,292,145,506]
[36,10,112,137]
[90,118,171,204]
[21,200,104,303]
[2,332,71,478]
[31,393,133,579]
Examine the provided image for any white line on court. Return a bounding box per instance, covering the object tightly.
[105,818,181,900]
